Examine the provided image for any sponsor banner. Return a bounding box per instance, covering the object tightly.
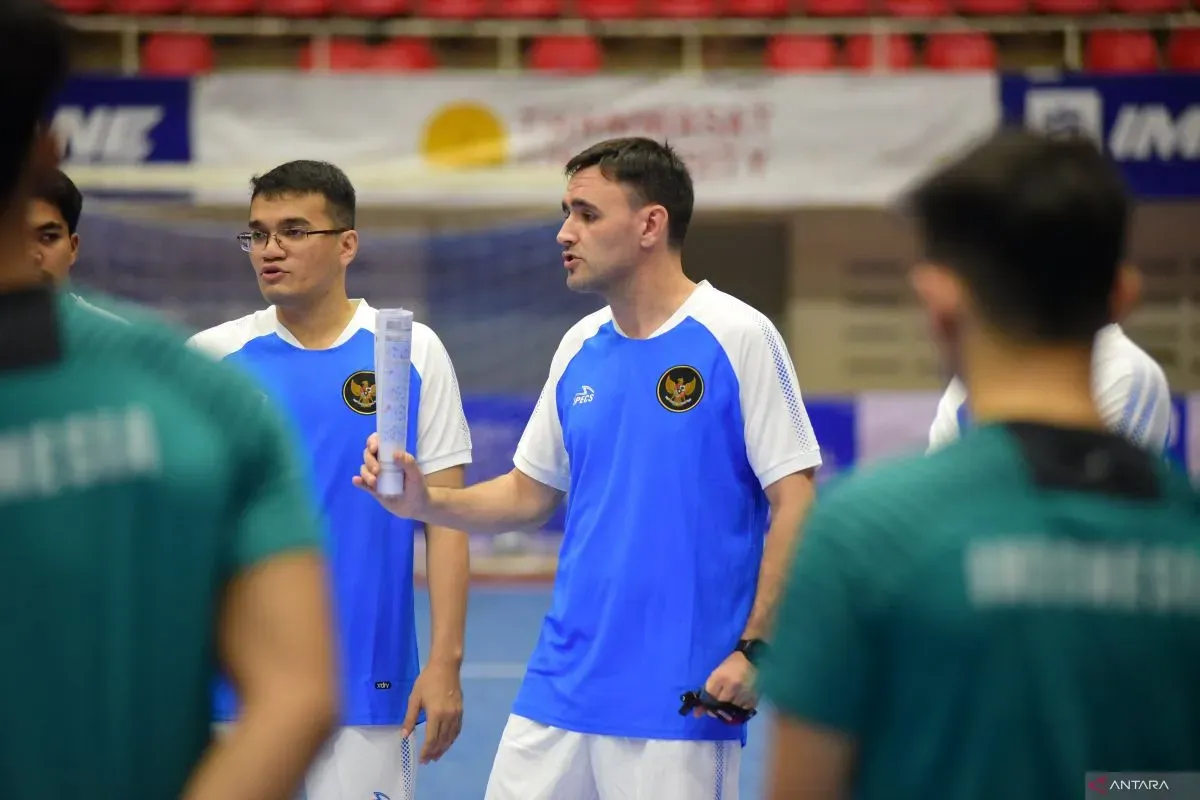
[1167,395,1189,475]
[50,76,192,165]
[1188,394,1200,480]
[808,398,858,485]
[1001,74,1200,199]
[460,394,566,536]
[856,391,942,463]
[178,73,997,209]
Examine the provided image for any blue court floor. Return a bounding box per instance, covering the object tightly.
[412,586,771,799]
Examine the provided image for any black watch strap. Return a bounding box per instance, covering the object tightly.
[736,638,768,665]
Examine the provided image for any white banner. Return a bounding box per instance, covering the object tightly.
[184,73,997,209]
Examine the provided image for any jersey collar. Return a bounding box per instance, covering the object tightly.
[271,298,375,350]
[610,279,712,339]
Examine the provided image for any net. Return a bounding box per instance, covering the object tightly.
[75,197,602,582]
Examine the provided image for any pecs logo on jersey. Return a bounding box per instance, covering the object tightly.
[342,370,377,415]
[657,365,704,413]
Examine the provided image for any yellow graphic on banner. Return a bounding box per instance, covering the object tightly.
[420,102,508,169]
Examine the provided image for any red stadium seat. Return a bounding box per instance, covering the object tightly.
[416,0,487,17]
[844,34,916,70]
[371,38,438,69]
[1110,0,1182,11]
[725,0,788,16]
[52,0,108,12]
[299,38,373,70]
[186,0,258,13]
[957,0,1026,13]
[528,35,603,72]
[800,0,870,15]
[493,0,562,17]
[1085,30,1159,72]
[141,33,215,75]
[765,34,837,70]
[112,0,183,11]
[337,0,408,15]
[1032,0,1102,14]
[575,0,642,17]
[885,0,951,16]
[649,0,719,16]
[262,0,331,15]
[1166,28,1200,70]
[925,31,998,69]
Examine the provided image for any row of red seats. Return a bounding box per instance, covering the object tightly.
[140,28,1200,72]
[770,28,1200,68]
[55,0,1200,17]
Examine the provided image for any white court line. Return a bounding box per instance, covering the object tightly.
[459,662,527,680]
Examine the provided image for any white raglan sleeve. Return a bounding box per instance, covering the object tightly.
[186,326,231,359]
[733,316,823,489]
[927,378,967,455]
[412,326,473,475]
[512,338,573,494]
[1096,356,1172,454]
[186,317,257,361]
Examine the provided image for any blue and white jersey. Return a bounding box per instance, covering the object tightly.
[928,323,1172,454]
[188,300,472,726]
[512,280,822,741]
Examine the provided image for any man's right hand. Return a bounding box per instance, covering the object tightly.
[354,432,433,521]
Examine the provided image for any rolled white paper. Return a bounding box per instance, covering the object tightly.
[374,308,414,497]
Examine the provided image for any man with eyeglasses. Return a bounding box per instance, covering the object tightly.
[188,159,473,800]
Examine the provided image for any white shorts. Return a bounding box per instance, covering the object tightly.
[484,714,741,800]
[215,724,417,800]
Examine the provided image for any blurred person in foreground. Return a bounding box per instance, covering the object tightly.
[0,2,339,798]
[355,137,822,799]
[760,129,1200,800]
[189,160,473,800]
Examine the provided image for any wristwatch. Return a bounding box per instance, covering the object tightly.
[735,638,768,665]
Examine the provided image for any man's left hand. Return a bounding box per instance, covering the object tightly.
[698,651,757,715]
[400,661,464,764]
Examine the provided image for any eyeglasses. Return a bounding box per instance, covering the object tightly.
[236,227,350,253]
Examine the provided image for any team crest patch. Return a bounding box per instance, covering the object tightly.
[657,365,704,412]
[342,370,377,415]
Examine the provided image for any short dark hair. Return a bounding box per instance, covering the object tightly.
[906,127,1129,345]
[564,137,694,250]
[0,0,70,217]
[250,160,356,229]
[32,168,83,234]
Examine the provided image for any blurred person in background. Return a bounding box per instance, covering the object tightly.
[189,160,473,800]
[27,166,80,285]
[760,129,1200,800]
[0,1,340,798]
[25,164,120,319]
[927,302,1172,454]
[355,137,822,800]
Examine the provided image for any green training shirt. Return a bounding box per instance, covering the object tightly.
[0,287,323,798]
[761,421,1200,800]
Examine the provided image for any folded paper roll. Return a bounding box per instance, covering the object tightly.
[374,308,414,498]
